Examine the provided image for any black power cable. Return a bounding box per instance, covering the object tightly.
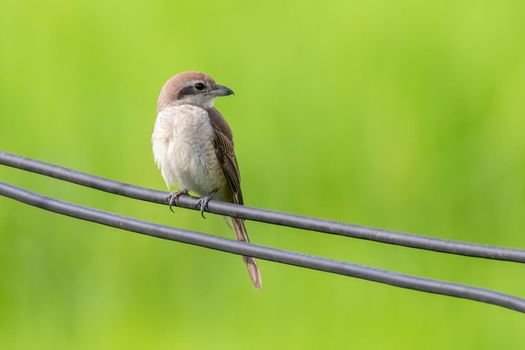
[1,181,524,313]
[2,151,525,263]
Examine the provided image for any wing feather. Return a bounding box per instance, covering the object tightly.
[207,108,244,205]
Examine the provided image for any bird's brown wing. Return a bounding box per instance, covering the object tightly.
[207,108,244,205]
[207,108,262,288]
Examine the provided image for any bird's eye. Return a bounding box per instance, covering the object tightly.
[194,83,206,91]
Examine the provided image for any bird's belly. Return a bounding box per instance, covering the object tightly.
[154,107,225,195]
[169,137,224,195]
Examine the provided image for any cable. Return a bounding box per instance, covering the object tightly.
[2,151,525,263]
[1,181,524,313]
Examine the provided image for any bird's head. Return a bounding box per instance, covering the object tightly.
[157,71,234,112]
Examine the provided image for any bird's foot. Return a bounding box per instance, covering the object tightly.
[166,189,189,212]
[196,189,218,219]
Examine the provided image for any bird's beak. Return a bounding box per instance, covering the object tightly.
[211,85,234,96]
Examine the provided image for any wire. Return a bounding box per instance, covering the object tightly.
[1,181,524,313]
[2,151,525,263]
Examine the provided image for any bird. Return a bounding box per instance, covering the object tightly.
[151,71,262,289]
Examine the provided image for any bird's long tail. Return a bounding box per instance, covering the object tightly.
[229,217,262,289]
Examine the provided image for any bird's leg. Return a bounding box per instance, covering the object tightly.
[196,189,218,219]
[166,188,189,213]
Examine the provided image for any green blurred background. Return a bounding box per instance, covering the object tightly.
[1,0,525,348]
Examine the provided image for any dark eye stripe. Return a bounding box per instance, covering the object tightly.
[176,82,207,100]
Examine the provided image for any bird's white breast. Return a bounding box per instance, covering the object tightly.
[152,105,224,195]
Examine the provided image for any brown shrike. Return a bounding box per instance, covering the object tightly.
[152,71,262,289]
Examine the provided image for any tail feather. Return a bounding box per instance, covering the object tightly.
[229,217,262,289]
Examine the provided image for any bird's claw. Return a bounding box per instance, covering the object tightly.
[167,189,189,212]
[196,190,218,219]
